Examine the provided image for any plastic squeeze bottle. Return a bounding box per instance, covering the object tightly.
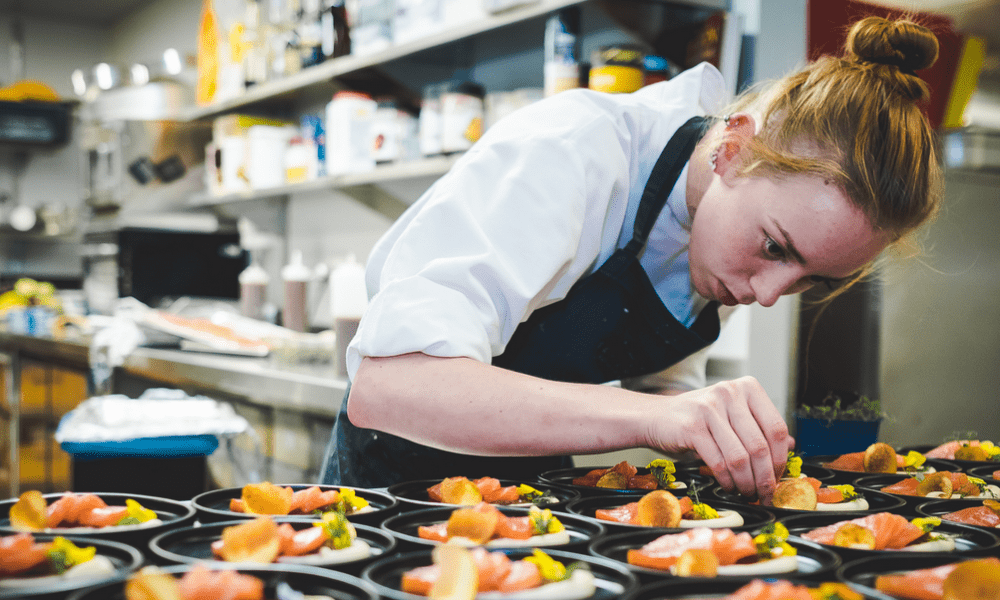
[331,253,367,377]
[282,250,311,332]
[239,253,269,320]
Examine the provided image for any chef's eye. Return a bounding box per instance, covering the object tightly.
[764,235,786,260]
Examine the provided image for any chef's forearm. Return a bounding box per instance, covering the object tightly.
[346,352,653,457]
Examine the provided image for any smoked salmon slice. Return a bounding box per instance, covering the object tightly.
[925,440,981,459]
[595,496,695,525]
[874,557,1000,600]
[400,547,550,596]
[626,527,756,571]
[800,512,925,550]
[288,486,340,514]
[42,492,134,528]
[176,565,264,600]
[722,579,816,599]
[0,533,53,575]
[942,505,1000,528]
[881,472,982,497]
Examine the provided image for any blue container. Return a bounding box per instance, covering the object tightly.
[795,416,882,457]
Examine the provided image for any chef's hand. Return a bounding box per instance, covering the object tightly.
[650,376,794,505]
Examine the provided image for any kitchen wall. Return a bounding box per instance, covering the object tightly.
[879,168,1000,448]
[0,15,108,281]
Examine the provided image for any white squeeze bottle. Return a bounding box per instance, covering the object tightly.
[331,253,367,377]
[239,254,269,321]
[282,250,311,332]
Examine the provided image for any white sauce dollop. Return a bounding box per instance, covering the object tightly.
[44,518,163,534]
[0,555,116,588]
[443,531,572,549]
[277,539,373,565]
[902,535,957,553]
[678,510,744,529]
[816,498,870,511]
[478,569,597,600]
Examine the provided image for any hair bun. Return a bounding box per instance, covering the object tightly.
[846,16,939,74]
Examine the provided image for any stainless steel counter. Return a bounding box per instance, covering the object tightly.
[0,331,347,417]
[1,331,348,496]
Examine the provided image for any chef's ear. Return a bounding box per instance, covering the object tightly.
[713,112,756,180]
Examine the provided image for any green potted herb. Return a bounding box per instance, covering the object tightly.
[794,391,888,457]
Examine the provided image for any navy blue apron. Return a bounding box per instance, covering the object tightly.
[322,116,720,487]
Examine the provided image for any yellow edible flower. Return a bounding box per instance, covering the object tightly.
[646,459,677,487]
[981,441,1000,459]
[528,506,564,535]
[524,549,567,581]
[808,582,864,600]
[125,499,158,522]
[753,522,796,559]
[828,485,859,501]
[912,516,941,533]
[317,511,355,549]
[903,451,927,470]
[786,452,802,478]
[517,484,543,500]
[46,537,97,573]
[339,487,369,513]
[691,503,720,520]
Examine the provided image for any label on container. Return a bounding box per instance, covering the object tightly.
[440,93,484,153]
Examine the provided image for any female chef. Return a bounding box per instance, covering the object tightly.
[320,16,942,504]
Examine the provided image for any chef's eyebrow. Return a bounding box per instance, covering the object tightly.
[775,221,848,284]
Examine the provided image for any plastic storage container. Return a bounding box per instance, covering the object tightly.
[282,250,311,332]
[325,90,377,175]
[331,253,368,376]
[440,80,485,154]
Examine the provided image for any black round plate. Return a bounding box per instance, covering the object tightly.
[361,547,639,600]
[564,495,774,534]
[0,492,195,553]
[65,563,379,600]
[969,464,1000,480]
[899,444,1000,471]
[379,505,604,553]
[587,528,841,584]
[620,575,895,600]
[148,517,397,575]
[838,553,991,591]
[0,534,143,600]
[916,498,1000,530]
[190,484,399,526]
[711,486,907,519]
[538,466,711,497]
[804,454,960,485]
[852,473,997,512]
[780,510,1000,563]
[386,478,580,511]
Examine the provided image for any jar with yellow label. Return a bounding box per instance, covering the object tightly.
[440,80,486,154]
[588,44,646,94]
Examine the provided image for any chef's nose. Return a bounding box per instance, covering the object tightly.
[752,268,805,307]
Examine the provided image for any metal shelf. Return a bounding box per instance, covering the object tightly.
[187,154,462,206]
[180,0,727,121]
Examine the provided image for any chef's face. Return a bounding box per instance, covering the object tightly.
[688,170,889,308]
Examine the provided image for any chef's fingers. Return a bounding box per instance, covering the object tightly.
[725,398,779,503]
[697,391,759,498]
[691,433,733,493]
[742,377,794,496]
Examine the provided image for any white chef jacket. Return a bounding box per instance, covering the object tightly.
[347,62,735,392]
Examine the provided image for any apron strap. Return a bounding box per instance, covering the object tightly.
[625,116,713,256]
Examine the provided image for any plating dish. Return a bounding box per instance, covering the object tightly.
[619,576,893,600]
[387,477,579,511]
[149,515,397,576]
[67,563,379,600]
[916,498,1000,530]
[380,504,604,553]
[539,460,709,497]
[853,472,1000,511]
[191,483,398,526]
[780,511,1000,563]
[0,491,195,551]
[837,553,1000,600]
[0,533,142,599]
[362,546,638,600]
[565,491,774,533]
[587,524,841,582]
